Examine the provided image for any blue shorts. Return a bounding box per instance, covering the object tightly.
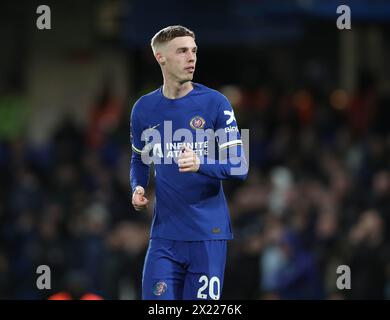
[142,238,227,300]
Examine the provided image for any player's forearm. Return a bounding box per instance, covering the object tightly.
[198,156,248,181]
[130,154,150,192]
[198,143,248,181]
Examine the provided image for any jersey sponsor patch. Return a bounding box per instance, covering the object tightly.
[223,110,236,125]
[224,125,238,133]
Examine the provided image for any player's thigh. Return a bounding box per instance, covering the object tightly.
[142,239,186,300]
[183,240,227,300]
[142,277,184,300]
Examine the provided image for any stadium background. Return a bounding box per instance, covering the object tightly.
[0,0,389,299]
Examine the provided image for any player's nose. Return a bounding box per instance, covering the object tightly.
[187,52,195,62]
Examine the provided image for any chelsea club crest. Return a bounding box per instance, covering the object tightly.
[190,116,206,129]
[153,281,168,296]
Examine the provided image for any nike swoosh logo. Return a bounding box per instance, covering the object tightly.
[148,123,160,130]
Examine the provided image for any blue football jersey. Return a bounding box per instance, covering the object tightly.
[130,83,248,241]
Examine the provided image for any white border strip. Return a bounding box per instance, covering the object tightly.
[132,144,143,154]
[219,139,242,150]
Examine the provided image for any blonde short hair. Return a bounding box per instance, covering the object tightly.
[151,25,195,54]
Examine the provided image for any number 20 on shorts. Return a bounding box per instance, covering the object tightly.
[197,275,221,300]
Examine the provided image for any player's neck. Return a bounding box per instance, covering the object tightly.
[162,80,193,99]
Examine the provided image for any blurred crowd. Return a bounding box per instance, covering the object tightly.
[0,87,149,299]
[0,73,390,299]
[222,76,390,300]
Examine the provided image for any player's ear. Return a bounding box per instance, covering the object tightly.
[156,52,166,65]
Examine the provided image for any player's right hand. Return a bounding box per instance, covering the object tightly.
[132,186,149,211]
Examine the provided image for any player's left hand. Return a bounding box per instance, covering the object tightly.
[178,146,200,172]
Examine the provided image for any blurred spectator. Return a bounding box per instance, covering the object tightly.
[86,82,123,149]
[262,228,323,299]
[346,210,390,299]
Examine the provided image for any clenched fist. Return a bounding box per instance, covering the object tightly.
[178,146,200,173]
[132,186,149,211]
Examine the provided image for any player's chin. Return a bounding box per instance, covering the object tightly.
[181,73,194,81]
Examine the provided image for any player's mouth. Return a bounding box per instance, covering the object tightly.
[185,66,195,73]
